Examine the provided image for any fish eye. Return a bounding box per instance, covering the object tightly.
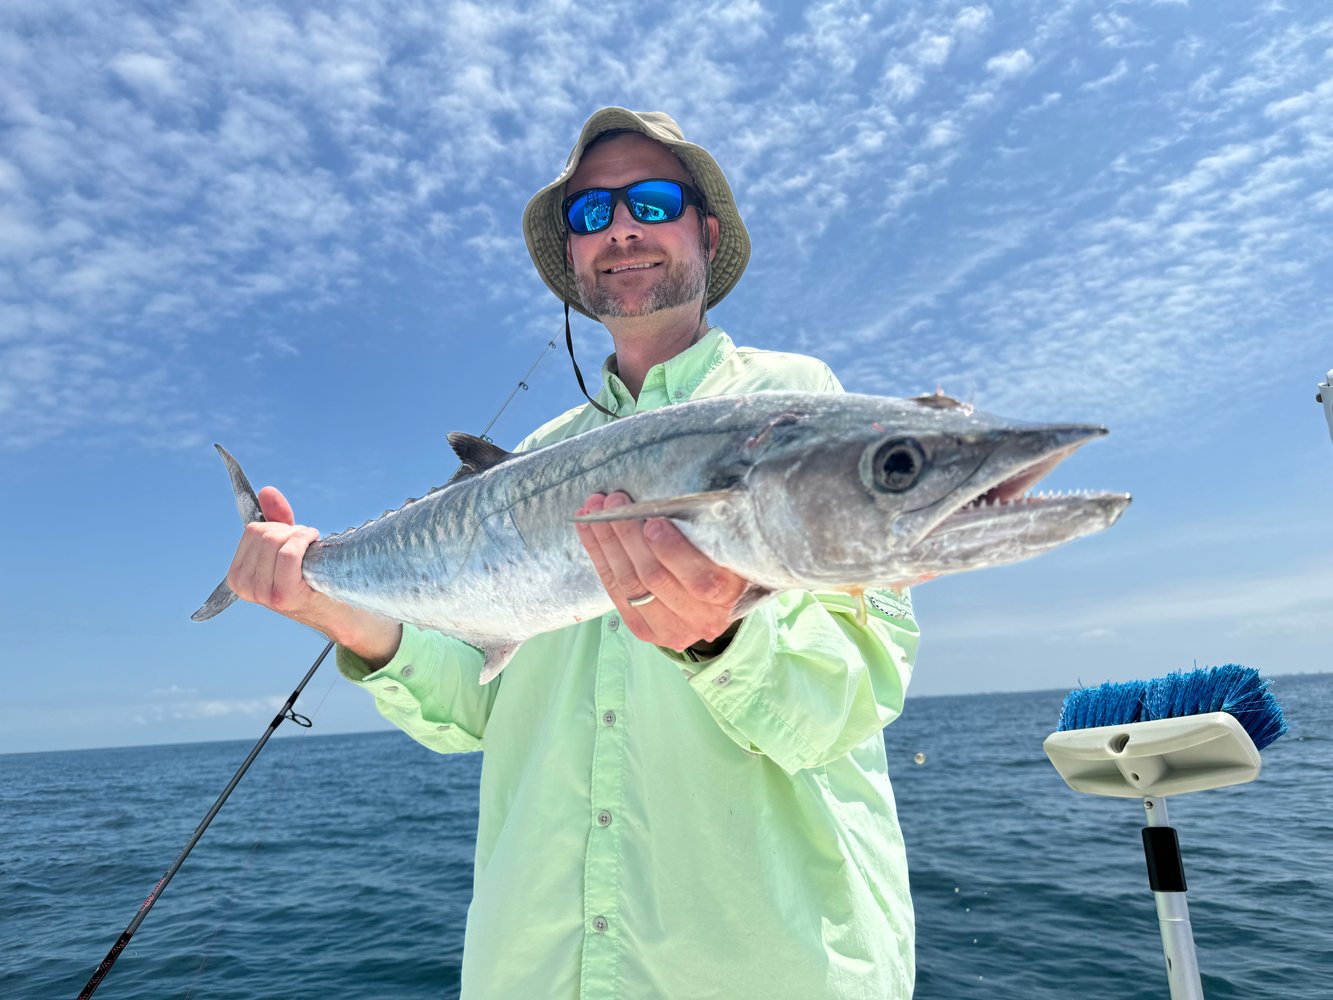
[870,438,926,493]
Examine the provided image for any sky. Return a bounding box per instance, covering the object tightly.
[2,0,1330,753]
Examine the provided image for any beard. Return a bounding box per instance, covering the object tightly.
[575,251,707,319]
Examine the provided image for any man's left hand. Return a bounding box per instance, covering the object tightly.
[576,492,749,652]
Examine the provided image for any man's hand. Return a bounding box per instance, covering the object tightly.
[227,486,402,668]
[575,492,748,652]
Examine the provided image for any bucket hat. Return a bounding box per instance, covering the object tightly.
[523,107,751,318]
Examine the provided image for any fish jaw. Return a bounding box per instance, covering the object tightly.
[892,491,1132,585]
[745,399,1114,589]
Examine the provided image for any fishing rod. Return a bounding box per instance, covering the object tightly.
[76,334,560,997]
[77,640,333,999]
[478,338,558,442]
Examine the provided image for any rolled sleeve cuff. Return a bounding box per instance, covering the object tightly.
[677,606,822,775]
[337,623,488,753]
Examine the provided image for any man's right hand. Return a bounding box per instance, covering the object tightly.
[227,486,402,669]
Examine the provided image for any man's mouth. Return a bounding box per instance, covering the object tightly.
[602,261,661,275]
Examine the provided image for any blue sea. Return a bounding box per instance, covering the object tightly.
[3,674,1328,999]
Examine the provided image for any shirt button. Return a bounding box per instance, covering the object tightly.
[607,617,620,631]
[401,665,415,678]
[592,915,609,933]
[714,670,732,687]
[673,389,685,400]
[602,710,617,727]
[596,809,613,827]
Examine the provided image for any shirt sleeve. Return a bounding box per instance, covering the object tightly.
[667,588,920,775]
[337,623,499,754]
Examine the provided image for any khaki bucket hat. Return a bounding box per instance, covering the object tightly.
[523,107,751,319]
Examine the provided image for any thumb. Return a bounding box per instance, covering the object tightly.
[258,486,296,526]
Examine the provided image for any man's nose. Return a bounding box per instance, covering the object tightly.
[604,197,644,240]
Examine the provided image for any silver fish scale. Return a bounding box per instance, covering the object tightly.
[301,395,769,647]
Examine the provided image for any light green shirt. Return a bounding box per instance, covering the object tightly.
[339,328,921,999]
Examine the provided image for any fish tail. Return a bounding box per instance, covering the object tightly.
[191,444,264,622]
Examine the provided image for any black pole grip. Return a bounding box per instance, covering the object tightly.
[1142,826,1188,893]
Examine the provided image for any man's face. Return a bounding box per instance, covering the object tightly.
[564,133,717,319]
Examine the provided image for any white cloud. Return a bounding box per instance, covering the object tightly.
[109,51,184,100]
[954,5,993,35]
[135,692,287,723]
[1080,58,1129,90]
[1091,10,1144,49]
[883,63,925,104]
[912,32,954,67]
[986,48,1034,78]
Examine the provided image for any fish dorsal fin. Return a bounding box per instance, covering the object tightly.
[910,388,974,414]
[446,433,515,484]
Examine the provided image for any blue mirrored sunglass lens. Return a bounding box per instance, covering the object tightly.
[626,180,683,223]
[567,190,613,233]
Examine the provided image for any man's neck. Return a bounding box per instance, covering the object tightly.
[604,303,710,399]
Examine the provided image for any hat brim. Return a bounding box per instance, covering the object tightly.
[523,108,750,320]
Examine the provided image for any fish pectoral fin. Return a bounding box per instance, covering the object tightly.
[478,643,520,685]
[572,489,741,524]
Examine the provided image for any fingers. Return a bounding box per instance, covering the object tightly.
[258,486,295,525]
[575,493,639,601]
[640,517,747,608]
[579,494,677,604]
[576,492,746,650]
[602,502,699,615]
[577,494,665,642]
[229,484,311,613]
[227,519,320,616]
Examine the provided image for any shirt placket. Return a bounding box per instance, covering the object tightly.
[579,613,629,996]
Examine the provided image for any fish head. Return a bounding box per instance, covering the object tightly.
[742,393,1122,588]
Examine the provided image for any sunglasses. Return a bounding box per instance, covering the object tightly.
[562,178,703,235]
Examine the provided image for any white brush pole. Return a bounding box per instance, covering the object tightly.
[1142,796,1205,1000]
[1319,370,1333,448]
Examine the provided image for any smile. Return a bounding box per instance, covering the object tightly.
[603,262,660,274]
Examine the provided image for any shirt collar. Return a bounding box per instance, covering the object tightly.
[597,327,735,415]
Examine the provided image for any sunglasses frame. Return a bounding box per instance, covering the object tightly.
[562,178,704,235]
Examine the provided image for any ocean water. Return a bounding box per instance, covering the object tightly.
[2,673,1328,999]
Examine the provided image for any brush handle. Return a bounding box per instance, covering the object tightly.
[1320,370,1333,448]
[1142,796,1205,1000]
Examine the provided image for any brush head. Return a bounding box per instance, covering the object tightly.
[1056,664,1288,751]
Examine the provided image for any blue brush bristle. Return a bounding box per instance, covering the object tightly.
[1056,664,1288,750]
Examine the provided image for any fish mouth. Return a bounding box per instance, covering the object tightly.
[937,438,1126,531]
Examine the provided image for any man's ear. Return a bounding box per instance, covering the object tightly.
[706,214,721,260]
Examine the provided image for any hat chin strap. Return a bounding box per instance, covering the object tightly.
[563,246,619,419]
[696,201,712,339]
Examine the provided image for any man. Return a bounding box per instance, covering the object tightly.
[226,108,921,998]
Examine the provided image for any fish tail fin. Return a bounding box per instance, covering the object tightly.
[192,444,264,622]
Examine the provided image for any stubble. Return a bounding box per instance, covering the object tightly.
[576,253,707,319]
